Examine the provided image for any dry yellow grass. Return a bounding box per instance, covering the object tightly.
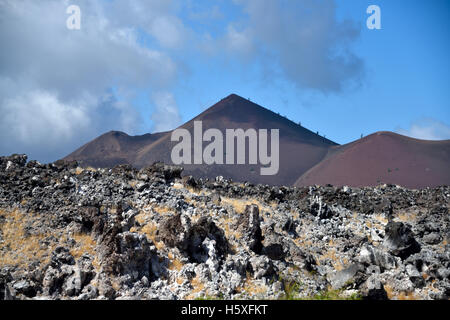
[236,278,268,296]
[384,284,394,299]
[186,276,206,299]
[151,204,175,215]
[0,208,96,275]
[293,221,314,248]
[139,221,165,250]
[70,233,97,257]
[290,209,300,220]
[168,252,183,272]
[108,207,118,215]
[220,197,273,214]
[74,166,97,175]
[218,217,241,240]
[111,278,122,292]
[216,217,239,253]
[132,211,165,250]
[182,197,196,206]
[128,180,138,188]
[220,197,250,214]
[0,208,105,271]
[373,214,388,225]
[384,284,417,300]
[396,210,418,223]
[293,237,313,248]
[397,291,417,300]
[172,183,184,190]
[69,233,100,270]
[317,247,348,271]
[0,209,53,267]
[171,182,207,196]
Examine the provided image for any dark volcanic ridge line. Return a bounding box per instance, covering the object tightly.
[62,94,450,189]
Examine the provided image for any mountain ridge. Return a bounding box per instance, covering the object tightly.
[295,131,450,188]
[65,94,337,185]
[64,94,450,188]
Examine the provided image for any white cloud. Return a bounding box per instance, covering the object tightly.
[0,0,182,162]
[397,118,450,140]
[104,0,189,49]
[0,0,367,163]
[149,15,187,49]
[150,92,182,132]
[224,25,254,56]
[222,0,364,92]
[1,90,90,146]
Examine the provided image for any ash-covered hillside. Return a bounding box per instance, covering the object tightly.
[0,154,449,300]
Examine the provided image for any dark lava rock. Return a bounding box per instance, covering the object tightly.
[236,205,263,254]
[113,232,157,281]
[262,233,285,260]
[143,162,183,182]
[310,197,333,219]
[157,214,229,263]
[157,213,184,248]
[328,263,366,290]
[384,222,421,260]
[184,217,229,263]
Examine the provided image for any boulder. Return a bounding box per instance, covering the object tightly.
[327,263,366,290]
[249,256,276,280]
[383,222,421,260]
[262,233,285,260]
[157,214,229,263]
[358,244,397,271]
[310,196,333,219]
[236,205,263,253]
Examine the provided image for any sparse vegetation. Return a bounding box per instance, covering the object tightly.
[307,288,362,300]
[384,284,417,300]
[0,209,52,268]
[186,276,206,299]
[195,293,224,300]
[279,277,302,300]
[1,154,448,300]
[236,278,268,297]
[168,252,184,271]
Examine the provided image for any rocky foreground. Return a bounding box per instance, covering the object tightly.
[0,154,449,300]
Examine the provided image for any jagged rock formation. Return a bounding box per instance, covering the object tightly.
[0,154,449,300]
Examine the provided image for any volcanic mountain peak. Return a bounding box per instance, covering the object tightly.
[64,94,450,188]
[65,94,338,185]
[295,129,450,188]
[192,93,274,121]
[185,93,337,147]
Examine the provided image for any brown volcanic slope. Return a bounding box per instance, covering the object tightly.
[295,131,450,189]
[65,94,337,186]
[64,131,168,168]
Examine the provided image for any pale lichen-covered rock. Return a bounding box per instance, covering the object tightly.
[0,154,448,300]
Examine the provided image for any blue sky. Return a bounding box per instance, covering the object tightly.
[159,0,450,143]
[133,0,450,142]
[0,0,449,162]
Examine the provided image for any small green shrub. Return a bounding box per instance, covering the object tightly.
[308,288,362,300]
[195,293,224,300]
[278,277,302,300]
